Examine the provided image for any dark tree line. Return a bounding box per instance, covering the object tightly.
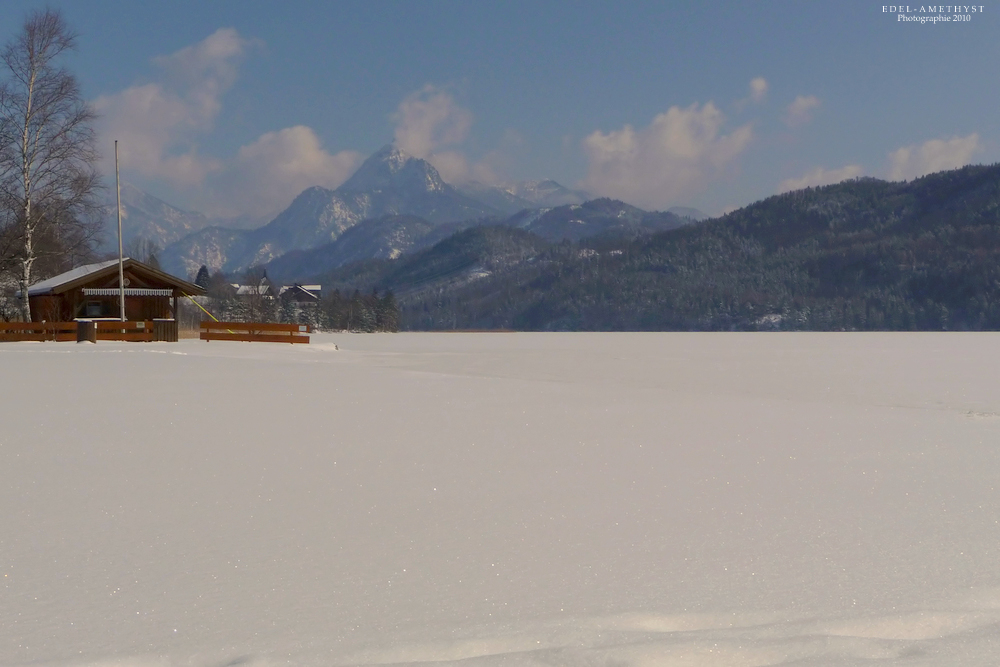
[192,264,399,332]
[318,288,399,332]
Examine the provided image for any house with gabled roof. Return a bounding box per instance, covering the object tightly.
[21,258,205,322]
[279,284,322,303]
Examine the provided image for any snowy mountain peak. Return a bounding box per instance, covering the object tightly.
[375,143,412,171]
[338,143,446,194]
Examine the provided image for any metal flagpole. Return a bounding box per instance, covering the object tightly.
[116,140,125,321]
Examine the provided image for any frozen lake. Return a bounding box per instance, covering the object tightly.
[2,332,999,666]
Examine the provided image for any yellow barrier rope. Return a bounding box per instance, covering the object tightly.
[182,293,234,334]
[183,292,219,321]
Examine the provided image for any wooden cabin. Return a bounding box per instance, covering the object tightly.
[24,258,205,322]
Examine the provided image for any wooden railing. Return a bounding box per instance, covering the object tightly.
[0,320,176,342]
[0,321,77,342]
[200,321,311,344]
[0,320,301,343]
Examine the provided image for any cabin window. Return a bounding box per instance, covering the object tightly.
[85,301,103,317]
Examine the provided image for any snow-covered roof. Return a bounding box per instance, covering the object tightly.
[234,281,272,296]
[25,259,126,296]
[21,258,204,297]
[278,284,321,295]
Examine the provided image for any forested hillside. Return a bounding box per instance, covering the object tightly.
[318,164,1000,331]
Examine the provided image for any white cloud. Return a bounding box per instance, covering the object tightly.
[393,86,472,159]
[92,28,253,187]
[94,29,362,216]
[390,85,502,184]
[778,164,864,194]
[213,126,362,217]
[749,77,768,103]
[580,102,753,209]
[887,134,981,181]
[785,95,820,127]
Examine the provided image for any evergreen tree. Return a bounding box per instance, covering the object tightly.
[194,265,210,289]
[377,289,400,332]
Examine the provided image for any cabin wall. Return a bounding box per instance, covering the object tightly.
[29,296,72,322]
[29,294,173,321]
[126,295,172,320]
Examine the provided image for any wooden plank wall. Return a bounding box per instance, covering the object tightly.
[200,321,311,344]
[95,321,154,342]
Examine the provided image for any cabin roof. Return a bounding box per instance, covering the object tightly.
[25,259,206,297]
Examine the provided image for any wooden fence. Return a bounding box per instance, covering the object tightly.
[0,320,177,342]
[0,321,78,342]
[200,321,311,344]
[0,320,306,343]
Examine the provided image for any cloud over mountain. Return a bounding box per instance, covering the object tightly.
[391,85,498,185]
[581,102,752,210]
[93,29,359,218]
[888,134,981,181]
[218,127,362,218]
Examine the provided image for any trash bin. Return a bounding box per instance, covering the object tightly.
[76,320,96,343]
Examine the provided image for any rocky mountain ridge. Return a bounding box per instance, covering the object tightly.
[265,199,691,284]
[148,144,697,280]
[159,145,501,278]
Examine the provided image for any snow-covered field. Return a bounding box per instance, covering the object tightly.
[2,332,1000,666]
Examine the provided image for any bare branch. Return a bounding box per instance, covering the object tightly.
[0,9,102,320]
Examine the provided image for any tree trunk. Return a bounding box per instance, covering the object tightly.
[19,204,32,322]
[19,241,31,321]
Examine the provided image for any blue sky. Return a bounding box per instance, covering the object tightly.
[4,0,998,218]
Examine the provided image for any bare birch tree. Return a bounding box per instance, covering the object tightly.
[0,9,102,320]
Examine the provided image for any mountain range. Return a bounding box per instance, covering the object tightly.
[101,183,268,254]
[105,152,1000,332]
[263,198,691,284]
[130,144,701,280]
[329,163,1000,331]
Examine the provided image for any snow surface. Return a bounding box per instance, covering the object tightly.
[2,332,1000,666]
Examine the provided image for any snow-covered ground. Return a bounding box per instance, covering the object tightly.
[2,332,1000,666]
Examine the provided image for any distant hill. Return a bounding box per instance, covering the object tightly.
[667,206,708,221]
[266,214,445,284]
[265,198,691,284]
[314,165,1000,331]
[454,179,591,214]
[501,198,688,242]
[454,181,537,215]
[508,180,591,207]
[101,183,268,258]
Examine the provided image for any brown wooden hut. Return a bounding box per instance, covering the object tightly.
[24,258,205,322]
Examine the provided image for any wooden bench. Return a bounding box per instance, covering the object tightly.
[200,321,311,344]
